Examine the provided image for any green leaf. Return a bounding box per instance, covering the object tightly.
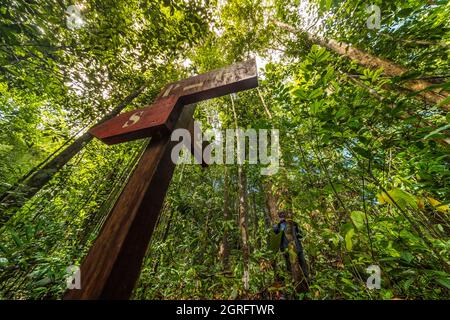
[25,225,34,241]
[341,277,356,288]
[435,278,450,290]
[309,88,323,99]
[400,251,414,263]
[377,188,418,210]
[436,95,450,109]
[350,211,366,231]
[10,232,23,247]
[382,289,393,299]
[345,228,355,251]
[423,123,450,140]
[310,100,322,114]
[33,277,52,287]
[335,106,349,119]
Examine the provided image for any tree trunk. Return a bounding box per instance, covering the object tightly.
[273,20,450,111]
[0,84,146,226]
[219,166,231,272]
[237,166,250,291]
[231,95,250,292]
[264,182,278,224]
[251,191,261,249]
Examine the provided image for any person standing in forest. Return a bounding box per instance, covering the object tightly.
[273,211,309,280]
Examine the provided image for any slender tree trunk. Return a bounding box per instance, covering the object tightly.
[273,20,450,111]
[263,205,271,231]
[198,207,211,264]
[0,84,146,226]
[251,191,261,249]
[237,166,250,291]
[231,95,250,291]
[264,182,278,224]
[219,166,231,271]
[263,181,282,293]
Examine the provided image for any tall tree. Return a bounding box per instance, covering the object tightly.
[231,95,250,291]
[272,20,450,111]
[219,166,231,272]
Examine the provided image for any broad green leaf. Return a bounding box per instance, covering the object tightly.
[350,211,366,231]
[345,228,355,251]
[376,188,418,210]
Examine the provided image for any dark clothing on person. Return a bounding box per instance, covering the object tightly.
[273,219,309,279]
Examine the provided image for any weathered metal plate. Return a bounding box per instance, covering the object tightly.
[157,58,258,104]
[89,59,258,145]
[89,96,179,145]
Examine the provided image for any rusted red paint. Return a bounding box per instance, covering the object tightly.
[89,59,258,145]
[89,96,179,145]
